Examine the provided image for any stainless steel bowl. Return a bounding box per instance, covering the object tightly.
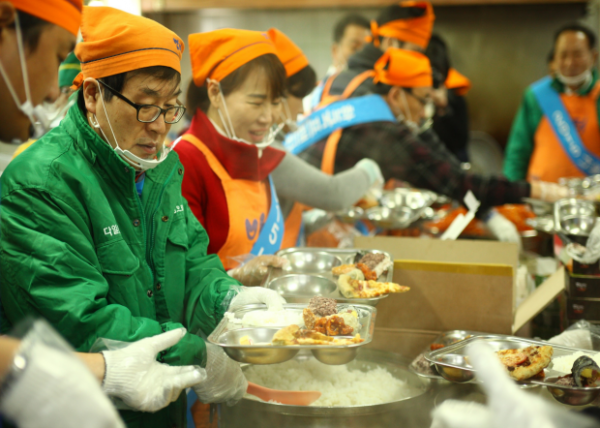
[554,199,597,237]
[432,354,475,383]
[545,377,600,406]
[365,206,420,230]
[216,327,300,364]
[526,216,555,234]
[311,346,358,365]
[335,207,365,224]
[560,216,597,237]
[280,251,342,274]
[268,275,338,302]
[380,189,437,211]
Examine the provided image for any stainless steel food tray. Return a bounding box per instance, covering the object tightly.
[425,335,600,405]
[264,247,394,306]
[208,303,377,365]
[409,330,485,380]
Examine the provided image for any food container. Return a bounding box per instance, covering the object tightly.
[222,349,432,428]
[410,330,484,383]
[265,248,394,306]
[380,188,437,211]
[554,199,597,239]
[425,334,600,404]
[207,303,377,365]
[566,297,600,322]
[365,206,423,230]
[335,207,365,224]
[523,197,554,217]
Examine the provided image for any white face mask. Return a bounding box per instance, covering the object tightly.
[557,68,593,87]
[89,80,169,171]
[396,90,433,135]
[209,78,283,157]
[280,98,299,132]
[0,12,52,142]
[39,95,77,130]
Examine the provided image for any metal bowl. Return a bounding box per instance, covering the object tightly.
[335,207,365,224]
[545,377,600,406]
[280,251,342,274]
[311,346,358,365]
[366,206,420,230]
[380,189,437,211]
[432,354,475,383]
[560,216,597,237]
[268,275,338,302]
[215,327,300,364]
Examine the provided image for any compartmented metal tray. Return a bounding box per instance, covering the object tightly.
[208,303,377,365]
[409,330,484,380]
[425,335,600,405]
[264,247,395,306]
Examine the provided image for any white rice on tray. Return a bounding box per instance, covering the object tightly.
[244,358,419,407]
[551,351,600,374]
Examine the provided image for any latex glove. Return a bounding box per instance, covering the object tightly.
[431,400,493,428]
[229,286,286,311]
[565,220,600,264]
[228,255,290,286]
[192,343,247,406]
[485,209,522,249]
[1,342,124,428]
[531,180,569,202]
[355,158,384,186]
[102,328,206,412]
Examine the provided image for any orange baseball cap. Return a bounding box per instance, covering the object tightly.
[188,29,278,86]
[370,1,435,50]
[73,6,184,88]
[9,0,82,37]
[373,48,432,88]
[445,68,471,96]
[266,28,309,78]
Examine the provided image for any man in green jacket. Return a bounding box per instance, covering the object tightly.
[504,23,600,183]
[0,6,283,428]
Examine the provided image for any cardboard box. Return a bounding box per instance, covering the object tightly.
[355,237,566,357]
[566,297,600,322]
[566,271,600,298]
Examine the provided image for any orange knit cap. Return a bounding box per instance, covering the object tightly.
[373,48,432,88]
[370,1,435,50]
[73,6,184,88]
[9,0,82,36]
[189,29,278,86]
[267,28,309,78]
[445,68,471,96]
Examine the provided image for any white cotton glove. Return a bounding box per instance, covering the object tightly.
[565,220,600,264]
[485,209,522,249]
[102,328,206,412]
[228,255,290,286]
[431,400,493,428]
[534,181,570,202]
[229,286,286,311]
[1,341,124,428]
[355,158,384,187]
[192,343,248,406]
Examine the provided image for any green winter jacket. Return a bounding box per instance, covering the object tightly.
[503,70,600,181]
[0,102,240,427]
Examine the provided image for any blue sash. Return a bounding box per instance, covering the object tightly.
[531,76,600,176]
[283,94,396,155]
[250,176,283,255]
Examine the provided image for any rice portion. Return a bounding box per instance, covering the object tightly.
[551,351,600,373]
[240,310,304,328]
[244,358,420,407]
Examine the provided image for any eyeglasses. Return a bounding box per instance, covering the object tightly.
[403,88,432,107]
[98,80,186,124]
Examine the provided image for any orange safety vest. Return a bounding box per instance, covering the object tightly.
[528,81,600,183]
[181,134,271,270]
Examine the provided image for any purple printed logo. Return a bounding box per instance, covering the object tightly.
[245,213,266,240]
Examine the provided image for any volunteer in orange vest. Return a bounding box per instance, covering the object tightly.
[504,23,600,182]
[266,27,383,250]
[307,1,435,112]
[174,29,383,285]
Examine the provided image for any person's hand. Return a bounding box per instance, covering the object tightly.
[229,286,286,311]
[192,343,247,406]
[530,180,569,202]
[485,209,522,250]
[1,341,124,428]
[102,329,206,412]
[228,255,289,286]
[355,158,384,187]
